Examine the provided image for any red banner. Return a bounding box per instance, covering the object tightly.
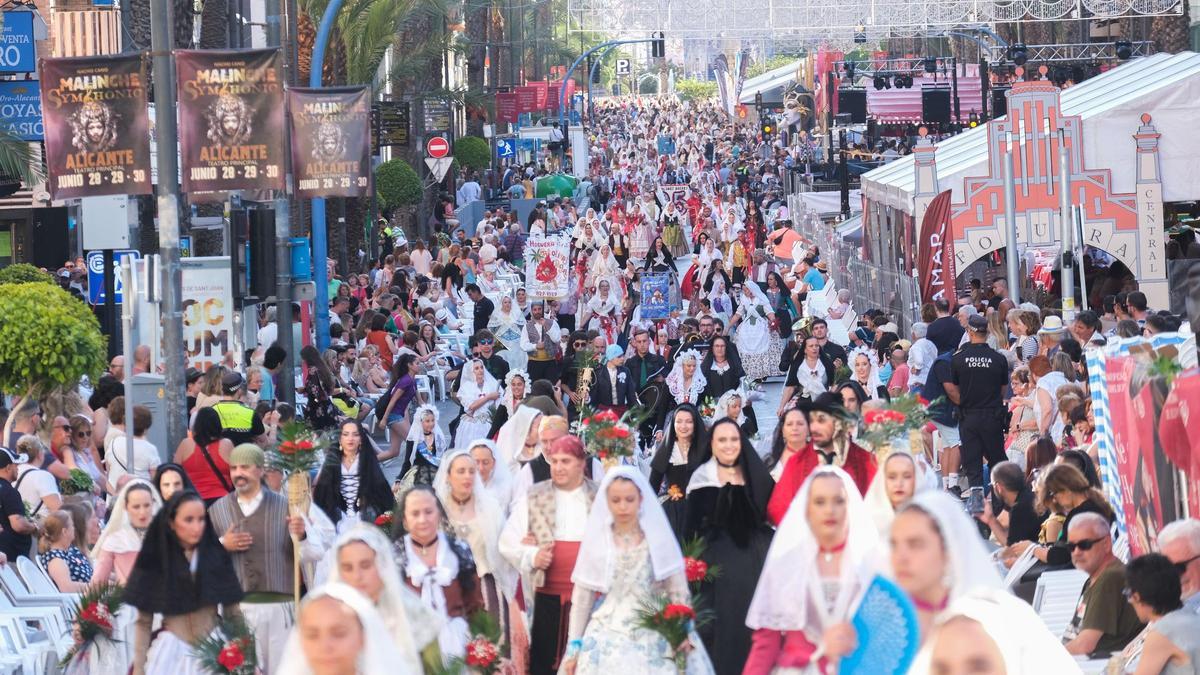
[515,85,537,112]
[548,82,561,112]
[532,80,549,109]
[496,92,518,123]
[1158,368,1200,520]
[916,190,956,303]
[1106,356,1143,551]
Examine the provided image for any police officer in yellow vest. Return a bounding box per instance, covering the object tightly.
[212,371,266,446]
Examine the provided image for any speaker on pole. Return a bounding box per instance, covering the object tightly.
[921,88,952,125]
[991,87,1011,118]
[837,89,867,124]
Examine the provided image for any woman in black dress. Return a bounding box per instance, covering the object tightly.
[702,336,760,434]
[648,404,709,540]
[685,417,774,675]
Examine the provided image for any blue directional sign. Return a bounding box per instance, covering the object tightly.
[0,12,37,73]
[496,138,516,160]
[87,249,140,305]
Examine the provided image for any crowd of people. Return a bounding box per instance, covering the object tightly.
[0,93,1197,675]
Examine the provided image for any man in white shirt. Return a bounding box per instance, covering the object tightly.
[105,405,160,494]
[499,434,597,674]
[520,301,563,384]
[457,174,482,205]
[907,322,939,391]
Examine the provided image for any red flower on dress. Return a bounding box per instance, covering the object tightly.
[684,557,708,583]
[662,604,696,621]
[465,638,500,667]
[374,512,393,527]
[217,642,245,670]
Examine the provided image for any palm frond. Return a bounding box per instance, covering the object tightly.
[0,130,43,186]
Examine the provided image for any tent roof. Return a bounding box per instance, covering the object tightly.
[862,52,1200,214]
[739,60,802,104]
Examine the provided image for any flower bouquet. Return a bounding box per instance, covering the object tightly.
[267,420,327,605]
[61,582,123,671]
[681,537,721,593]
[697,396,716,421]
[635,595,712,674]
[857,393,937,457]
[578,407,637,468]
[374,511,394,529]
[451,611,513,674]
[193,618,258,675]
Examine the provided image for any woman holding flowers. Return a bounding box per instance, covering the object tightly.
[648,405,709,540]
[562,467,715,674]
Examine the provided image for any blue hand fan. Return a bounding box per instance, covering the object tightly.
[840,575,920,675]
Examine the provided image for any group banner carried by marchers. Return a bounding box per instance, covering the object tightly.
[39,53,152,200]
[288,86,370,199]
[525,235,570,299]
[176,48,285,197]
[640,274,671,319]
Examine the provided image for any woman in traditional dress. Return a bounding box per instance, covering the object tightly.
[312,419,394,534]
[792,335,830,401]
[468,439,514,514]
[94,479,161,583]
[648,404,709,540]
[490,295,528,372]
[127,491,244,675]
[453,359,501,449]
[562,467,716,674]
[277,583,418,675]
[848,347,888,402]
[701,336,745,400]
[391,485,484,661]
[743,466,882,674]
[583,280,622,346]
[587,245,623,295]
[707,276,733,326]
[661,200,691,257]
[515,287,532,320]
[864,448,935,540]
[731,281,783,380]
[710,389,758,438]
[318,526,442,672]
[685,418,775,675]
[765,407,810,482]
[643,236,675,274]
[487,369,528,438]
[889,490,1005,641]
[434,449,516,625]
[628,203,654,261]
[399,404,450,489]
[666,349,708,408]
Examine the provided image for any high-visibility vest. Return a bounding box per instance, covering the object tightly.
[211,400,256,434]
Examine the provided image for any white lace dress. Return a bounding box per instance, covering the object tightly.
[568,540,716,675]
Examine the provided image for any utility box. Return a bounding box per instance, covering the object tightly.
[127,373,170,463]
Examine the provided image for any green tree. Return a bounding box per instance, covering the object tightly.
[674,79,717,103]
[0,283,106,406]
[375,159,423,212]
[0,263,53,286]
[454,136,491,171]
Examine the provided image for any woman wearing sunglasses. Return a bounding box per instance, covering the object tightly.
[1008,463,1114,568]
[63,414,107,507]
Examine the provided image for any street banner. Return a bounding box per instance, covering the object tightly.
[916,190,955,304]
[39,53,152,199]
[516,85,538,113]
[532,80,549,109]
[1158,368,1200,519]
[641,273,671,319]
[495,92,518,123]
[524,234,569,299]
[1104,355,1144,551]
[175,48,285,196]
[288,86,370,199]
[180,257,234,372]
[713,54,732,117]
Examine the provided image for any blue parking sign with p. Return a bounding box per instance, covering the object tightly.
[497,138,516,160]
[87,249,140,305]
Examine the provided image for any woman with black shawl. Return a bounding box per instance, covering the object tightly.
[126,490,244,675]
[701,336,760,435]
[312,419,394,533]
[152,463,196,503]
[648,404,710,540]
[685,418,775,675]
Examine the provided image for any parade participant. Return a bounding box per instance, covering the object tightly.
[766,406,810,481]
[848,348,887,402]
[490,295,528,372]
[864,449,933,538]
[779,336,833,412]
[488,369,529,438]
[276,583,417,675]
[312,419,393,533]
[152,463,196,503]
[562,467,715,674]
[589,344,633,413]
[661,200,691,257]
[731,281,783,380]
[583,279,622,345]
[768,393,876,526]
[890,490,1005,640]
[648,404,709,539]
[494,404,545,476]
[319,526,441,672]
[685,418,774,675]
[499,435,598,675]
[454,359,501,448]
[587,244,622,293]
[522,301,563,385]
[395,404,451,489]
[127,491,244,675]
[208,443,333,672]
[392,485,484,660]
[469,439,514,512]
[701,335,745,401]
[744,467,881,674]
[93,479,161,583]
[665,349,708,407]
[434,449,516,622]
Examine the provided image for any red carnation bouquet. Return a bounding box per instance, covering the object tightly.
[193,618,258,674]
[578,406,638,468]
[374,511,394,529]
[635,594,713,673]
[452,611,513,674]
[267,420,326,475]
[681,537,721,593]
[857,393,937,454]
[60,582,124,669]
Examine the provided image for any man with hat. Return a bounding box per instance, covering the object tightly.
[947,313,1011,514]
[1037,314,1068,359]
[209,443,333,672]
[0,446,37,561]
[211,372,266,446]
[766,392,877,526]
[499,435,598,674]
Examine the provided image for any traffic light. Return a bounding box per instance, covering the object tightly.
[652,32,665,58]
[761,117,774,136]
[968,111,979,128]
[755,92,763,107]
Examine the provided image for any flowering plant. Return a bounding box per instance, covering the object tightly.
[635,594,713,673]
[857,393,937,452]
[697,396,716,420]
[451,611,512,674]
[578,406,638,466]
[374,511,394,528]
[61,582,124,668]
[681,536,721,592]
[193,618,258,675]
[267,420,326,475]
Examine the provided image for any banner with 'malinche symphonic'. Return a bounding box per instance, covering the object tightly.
[175,48,285,197]
[39,53,152,200]
[288,86,371,199]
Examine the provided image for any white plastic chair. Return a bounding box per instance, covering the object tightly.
[0,612,54,674]
[17,557,80,606]
[1031,568,1089,639]
[0,579,70,661]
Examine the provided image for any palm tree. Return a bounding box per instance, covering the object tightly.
[0,130,43,187]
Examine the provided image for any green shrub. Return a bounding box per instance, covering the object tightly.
[0,282,106,398]
[375,159,423,211]
[454,136,491,171]
[0,263,53,286]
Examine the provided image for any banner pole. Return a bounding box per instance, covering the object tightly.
[1002,135,1021,306]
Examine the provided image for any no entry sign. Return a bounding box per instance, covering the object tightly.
[427,136,449,158]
